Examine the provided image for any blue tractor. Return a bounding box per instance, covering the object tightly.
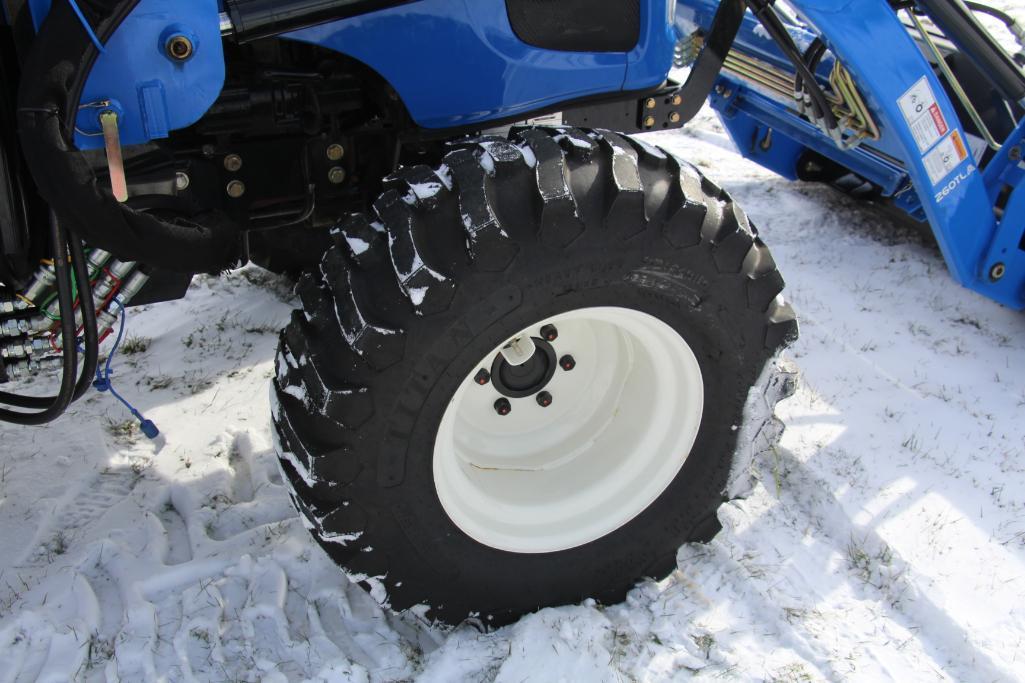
[0,0,1021,626]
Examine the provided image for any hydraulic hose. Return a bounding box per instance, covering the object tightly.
[745,0,838,131]
[964,1,1015,27]
[793,37,829,114]
[0,212,80,424]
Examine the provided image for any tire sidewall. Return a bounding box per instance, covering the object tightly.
[372,245,763,615]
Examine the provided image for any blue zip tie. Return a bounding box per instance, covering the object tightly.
[66,0,106,54]
[93,299,159,439]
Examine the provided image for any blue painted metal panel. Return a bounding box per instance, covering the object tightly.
[48,0,675,141]
[712,82,908,193]
[624,0,680,91]
[70,0,225,150]
[282,0,630,129]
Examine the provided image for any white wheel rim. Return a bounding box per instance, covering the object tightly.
[433,306,704,554]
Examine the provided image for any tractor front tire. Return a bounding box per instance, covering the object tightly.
[272,127,797,627]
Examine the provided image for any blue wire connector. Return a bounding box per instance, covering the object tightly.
[93,299,159,439]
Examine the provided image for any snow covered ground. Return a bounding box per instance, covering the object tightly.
[2,99,1025,683]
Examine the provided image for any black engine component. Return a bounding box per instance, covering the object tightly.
[505,0,641,53]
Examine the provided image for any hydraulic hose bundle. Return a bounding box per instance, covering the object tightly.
[744,0,839,134]
[0,212,154,426]
[0,212,97,424]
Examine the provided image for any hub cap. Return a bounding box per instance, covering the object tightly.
[433,307,704,553]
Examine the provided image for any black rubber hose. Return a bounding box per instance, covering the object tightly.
[794,37,828,113]
[746,0,838,130]
[0,212,79,424]
[67,229,99,401]
[964,1,1016,27]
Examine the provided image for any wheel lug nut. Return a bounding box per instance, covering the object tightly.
[536,391,553,408]
[494,398,512,416]
[540,324,558,342]
[560,355,576,371]
[474,369,491,385]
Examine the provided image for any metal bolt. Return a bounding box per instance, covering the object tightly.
[669,111,682,123]
[645,98,657,110]
[494,398,511,416]
[166,35,194,61]
[715,84,725,95]
[560,355,576,371]
[328,166,347,184]
[671,94,683,106]
[1010,146,1022,162]
[643,115,656,128]
[990,262,1006,281]
[327,144,345,161]
[536,391,553,408]
[226,180,246,199]
[474,369,491,385]
[540,324,558,342]
[224,154,243,172]
[175,171,191,191]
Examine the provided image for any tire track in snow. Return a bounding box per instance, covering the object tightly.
[206,433,295,542]
[155,495,193,566]
[22,465,142,568]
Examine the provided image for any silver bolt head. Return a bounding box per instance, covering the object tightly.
[175,172,191,191]
[327,144,345,161]
[224,154,243,172]
[328,166,347,184]
[226,180,246,199]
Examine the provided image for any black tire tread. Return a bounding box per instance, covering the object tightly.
[273,126,798,625]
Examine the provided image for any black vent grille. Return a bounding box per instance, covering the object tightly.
[506,0,641,53]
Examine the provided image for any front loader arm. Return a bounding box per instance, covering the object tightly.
[682,0,1025,309]
[791,0,1018,308]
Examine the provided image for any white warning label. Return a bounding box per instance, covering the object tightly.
[923,130,969,184]
[898,77,949,153]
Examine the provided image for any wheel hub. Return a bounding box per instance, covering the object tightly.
[433,307,704,554]
[491,337,557,399]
